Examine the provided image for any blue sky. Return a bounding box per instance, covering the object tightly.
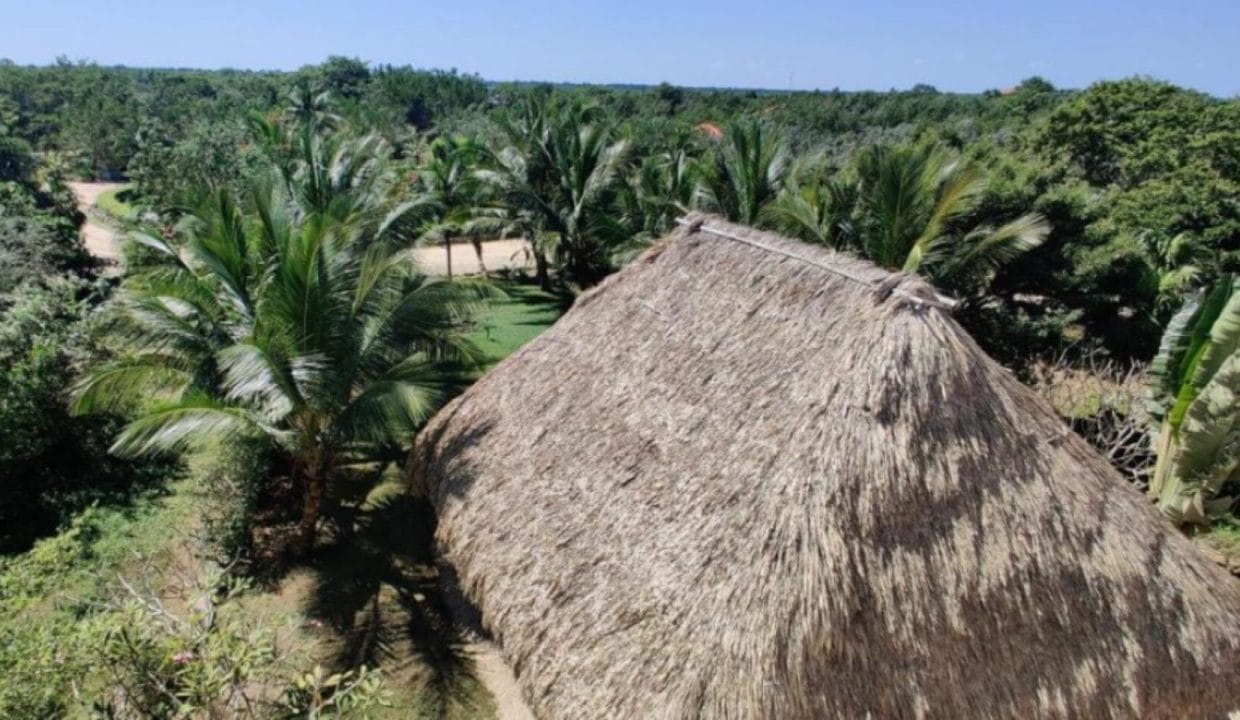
[2,1,1237,96]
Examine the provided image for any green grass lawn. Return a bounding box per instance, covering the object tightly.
[468,278,565,371]
[96,185,136,221]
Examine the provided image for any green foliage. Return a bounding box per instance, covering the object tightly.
[695,119,789,225]
[1147,276,1240,525]
[0,132,88,287]
[0,503,390,718]
[0,513,100,717]
[761,141,1048,304]
[1029,79,1240,358]
[481,96,631,286]
[0,214,91,291]
[764,172,856,248]
[369,65,488,132]
[6,61,1226,363]
[197,437,281,565]
[89,570,281,719]
[281,664,390,718]
[1040,79,1233,188]
[848,143,1049,291]
[0,133,36,182]
[127,118,265,213]
[0,278,167,552]
[415,135,488,278]
[75,132,491,554]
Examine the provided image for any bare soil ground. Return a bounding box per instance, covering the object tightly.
[68,180,528,279]
[67,181,126,261]
[414,239,532,277]
[465,640,535,720]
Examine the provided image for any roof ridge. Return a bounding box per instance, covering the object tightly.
[675,216,957,310]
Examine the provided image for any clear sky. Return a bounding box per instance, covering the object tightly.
[2,0,1237,96]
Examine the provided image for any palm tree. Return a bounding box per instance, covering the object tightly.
[417,136,486,279]
[283,81,341,134]
[764,170,857,249]
[1141,230,1208,314]
[851,143,1049,292]
[73,177,487,555]
[694,120,789,225]
[479,97,630,288]
[618,149,697,245]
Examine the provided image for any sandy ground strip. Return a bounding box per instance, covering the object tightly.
[67,181,126,261]
[413,238,532,277]
[69,181,529,278]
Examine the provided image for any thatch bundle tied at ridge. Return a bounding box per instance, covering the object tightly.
[410,213,1240,719]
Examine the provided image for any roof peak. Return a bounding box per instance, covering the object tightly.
[676,212,957,310]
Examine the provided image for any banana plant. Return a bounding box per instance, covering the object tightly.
[1146,274,1240,525]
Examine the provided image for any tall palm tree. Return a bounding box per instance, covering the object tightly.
[479,97,630,287]
[417,136,486,279]
[851,143,1049,292]
[694,120,790,225]
[283,81,341,134]
[73,178,487,555]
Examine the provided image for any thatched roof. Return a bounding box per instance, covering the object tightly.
[410,213,1240,719]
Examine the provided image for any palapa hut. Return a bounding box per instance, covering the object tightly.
[410,213,1240,719]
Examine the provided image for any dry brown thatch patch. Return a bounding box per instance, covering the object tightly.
[410,213,1240,719]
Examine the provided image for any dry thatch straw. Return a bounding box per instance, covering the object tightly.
[409,213,1240,719]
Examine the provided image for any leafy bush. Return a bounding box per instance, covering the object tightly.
[196,438,285,569]
[0,506,390,718]
[0,277,166,552]
[0,214,91,292]
[127,117,265,214]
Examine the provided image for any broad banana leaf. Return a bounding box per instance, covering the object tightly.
[1188,277,1240,398]
[1155,352,1240,524]
[1167,277,1237,430]
[1148,289,1205,423]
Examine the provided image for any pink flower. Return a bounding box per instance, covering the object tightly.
[172,651,195,666]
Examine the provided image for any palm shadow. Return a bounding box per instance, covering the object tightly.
[303,477,479,706]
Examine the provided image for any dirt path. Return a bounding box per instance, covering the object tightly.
[414,239,531,277]
[67,181,125,262]
[69,182,528,278]
[467,640,536,720]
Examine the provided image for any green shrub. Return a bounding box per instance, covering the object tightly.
[197,438,281,567]
[0,506,390,718]
[0,277,170,552]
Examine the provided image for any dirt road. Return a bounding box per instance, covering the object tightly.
[67,181,125,262]
[68,181,529,277]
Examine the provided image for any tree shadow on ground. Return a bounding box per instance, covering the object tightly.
[506,279,574,313]
[301,475,486,714]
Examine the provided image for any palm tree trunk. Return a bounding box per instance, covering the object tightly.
[472,237,487,276]
[296,469,325,555]
[534,250,550,290]
[444,234,453,280]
